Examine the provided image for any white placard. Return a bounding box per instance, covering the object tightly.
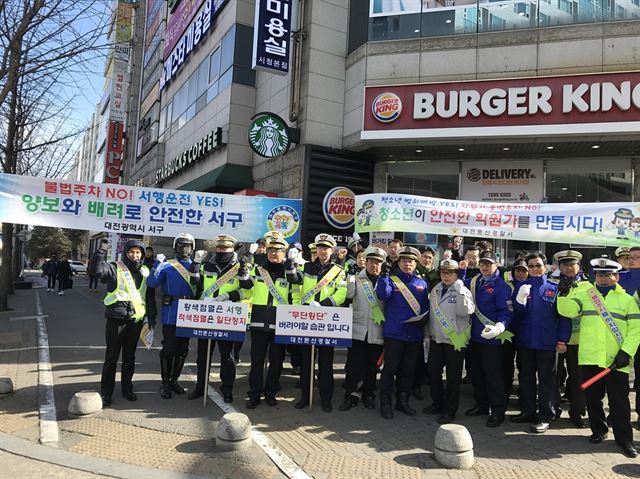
[275,305,352,347]
[461,160,544,203]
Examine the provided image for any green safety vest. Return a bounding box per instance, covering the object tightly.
[104,264,149,321]
[300,264,347,306]
[200,268,243,300]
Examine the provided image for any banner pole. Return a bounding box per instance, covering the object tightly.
[203,339,212,407]
[309,344,315,411]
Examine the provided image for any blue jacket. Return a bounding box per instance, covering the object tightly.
[464,271,514,345]
[146,258,195,326]
[619,269,640,296]
[512,276,571,351]
[376,271,429,343]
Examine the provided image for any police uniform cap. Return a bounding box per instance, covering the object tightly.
[215,234,237,248]
[364,246,386,262]
[347,237,358,249]
[553,250,582,264]
[308,243,317,252]
[613,207,634,220]
[265,231,288,250]
[314,234,337,248]
[439,259,459,270]
[397,246,420,261]
[615,247,631,258]
[590,256,621,273]
[478,251,497,264]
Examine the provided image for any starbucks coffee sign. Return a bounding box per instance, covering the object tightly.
[248,112,292,158]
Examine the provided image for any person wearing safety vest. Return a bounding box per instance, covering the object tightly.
[245,232,302,409]
[462,251,514,428]
[93,238,149,407]
[295,233,348,413]
[550,250,590,428]
[376,246,429,420]
[339,246,386,412]
[557,256,640,458]
[423,259,475,425]
[146,233,196,400]
[187,234,251,403]
[511,253,571,434]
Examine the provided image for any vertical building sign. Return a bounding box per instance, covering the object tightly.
[252,0,291,75]
[104,121,124,184]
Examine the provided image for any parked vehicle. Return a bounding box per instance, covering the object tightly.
[70,260,87,274]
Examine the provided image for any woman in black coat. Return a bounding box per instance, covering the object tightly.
[56,255,73,296]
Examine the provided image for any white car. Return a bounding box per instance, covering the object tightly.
[70,261,87,274]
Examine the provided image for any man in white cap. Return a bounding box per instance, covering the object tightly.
[376,246,429,420]
[424,259,475,424]
[296,233,348,412]
[557,256,640,458]
[187,234,250,403]
[339,246,386,411]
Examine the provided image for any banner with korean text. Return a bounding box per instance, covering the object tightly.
[176,299,248,341]
[354,193,640,247]
[0,173,302,242]
[275,305,353,347]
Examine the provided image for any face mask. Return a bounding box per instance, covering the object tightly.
[215,252,234,264]
[175,242,193,259]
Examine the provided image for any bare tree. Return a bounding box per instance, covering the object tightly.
[0,0,111,310]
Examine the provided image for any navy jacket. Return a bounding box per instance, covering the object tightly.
[464,271,514,345]
[512,275,571,351]
[376,271,429,343]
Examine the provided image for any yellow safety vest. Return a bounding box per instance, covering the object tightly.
[104,265,149,321]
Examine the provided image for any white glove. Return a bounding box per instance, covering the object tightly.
[155,254,166,264]
[212,293,229,302]
[287,248,299,260]
[516,284,532,306]
[352,232,360,242]
[249,243,259,254]
[480,322,505,339]
[309,301,321,307]
[194,250,208,263]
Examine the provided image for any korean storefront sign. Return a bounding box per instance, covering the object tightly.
[0,173,303,242]
[251,0,291,75]
[460,161,544,203]
[354,193,640,247]
[176,299,248,341]
[275,305,353,347]
[362,72,640,140]
[104,121,124,184]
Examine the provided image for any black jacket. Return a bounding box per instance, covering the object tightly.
[57,260,72,280]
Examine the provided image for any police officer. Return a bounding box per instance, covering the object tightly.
[511,253,571,433]
[146,233,195,399]
[340,246,386,411]
[296,233,348,412]
[343,233,362,274]
[187,234,249,402]
[463,251,514,427]
[376,246,429,420]
[93,239,149,407]
[557,257,640,458]
[424,259,475,424]
[551,250,589,428]
[246,232,302,408]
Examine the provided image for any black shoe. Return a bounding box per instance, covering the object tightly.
[530,421,550,434]
[553,409,562,422]
[487,415,505,427]
[160,383,172,399]
[101,395,112,407]
[246,398,260,409]
[621,442,638,458]
[395,393,417,416]
[412,387,424,400]
[380,396,393,420]
[465,406,489,416]
[187,387,204,400]
[223,392,233,403]
[438,413,455,424]
[265,396,277,407]
[291,366,301,375]
[322,400,332,413]
[169,380,185,395]
[122,391,137,402]
[339,397,358,411]
[569,412,587,429]
[295,398,309,409]
[234,355,240,365]
[363,396,375,410]
[423,404,442,415]
[510,413,536,423]
[461,375,471,384]
[589,433,607,444]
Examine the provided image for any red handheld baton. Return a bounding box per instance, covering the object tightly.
[580,367,613,390]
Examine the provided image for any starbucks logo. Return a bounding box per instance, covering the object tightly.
[248,113,291,158]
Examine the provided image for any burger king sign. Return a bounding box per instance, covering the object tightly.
[322,187,355,230]
[372,92,402,123]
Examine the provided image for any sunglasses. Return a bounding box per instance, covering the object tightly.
[527,263,545,268]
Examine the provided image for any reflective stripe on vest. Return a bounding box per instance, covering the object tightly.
[104,264,148,321]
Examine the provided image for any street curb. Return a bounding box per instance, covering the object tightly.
[0,432,213,479]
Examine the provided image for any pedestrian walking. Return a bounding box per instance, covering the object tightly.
[57,254,72,296]
[43,254,58,291]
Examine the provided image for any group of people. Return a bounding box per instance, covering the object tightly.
[41,254,73,295]
[92,232,640,459]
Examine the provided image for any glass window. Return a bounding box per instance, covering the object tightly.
[220,27,235,73]
[185,103,196,122]
[159,106,166,134]
[478,0,535,32]
[187,72,198,106]
[165,101,172,130]
[369,13,422,40]
[206,80,219,103]
[173,85,187,121]
[196,92,207,113]
[209,48,220,83]
[219,68,233,92]
[546,159,632,202]
[197,60,209,96]
[422,5,478,36]
[233,66,256,87]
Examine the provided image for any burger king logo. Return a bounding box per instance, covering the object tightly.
[322,187,355,230]
[372,92,402,123]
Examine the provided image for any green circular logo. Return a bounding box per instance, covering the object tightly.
[248,113,291,158]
